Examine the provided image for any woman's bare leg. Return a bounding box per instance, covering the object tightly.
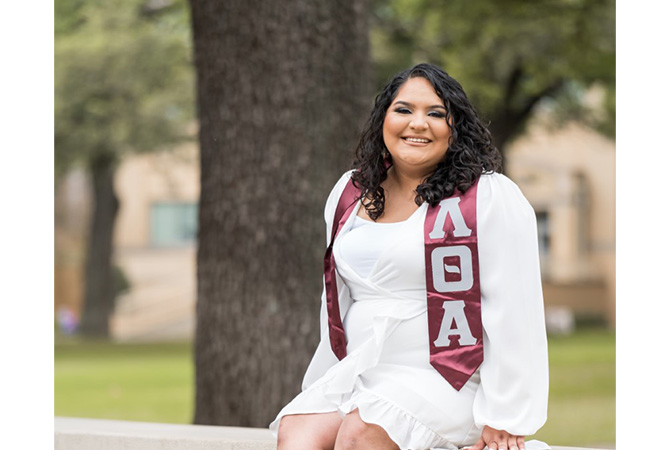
[334,409,400,450]
[277,412,343,450]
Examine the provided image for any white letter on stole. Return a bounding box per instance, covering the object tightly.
[433,300,477,347]
[431,245,473,293]
[428,197,472,239]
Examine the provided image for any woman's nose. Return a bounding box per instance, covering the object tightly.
[409,116,428,129]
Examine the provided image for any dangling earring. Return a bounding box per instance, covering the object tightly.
[382,148,392,170]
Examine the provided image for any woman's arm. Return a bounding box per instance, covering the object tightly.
[301,170,355,390]
[471,172,549,436]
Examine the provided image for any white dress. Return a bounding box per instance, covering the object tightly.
[269,171,549,450]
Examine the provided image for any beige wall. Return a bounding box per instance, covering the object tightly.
[111,143,200,340]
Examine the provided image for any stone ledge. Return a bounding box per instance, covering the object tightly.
[54,416,610,450]
[55,417,276,450]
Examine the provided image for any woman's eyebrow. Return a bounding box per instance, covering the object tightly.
[393,100,447,110]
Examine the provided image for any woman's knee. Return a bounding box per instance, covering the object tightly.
[277,413,342,450]
[334,410,399,450]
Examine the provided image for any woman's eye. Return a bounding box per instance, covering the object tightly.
[429,111,446,119]
[394,107,411,114]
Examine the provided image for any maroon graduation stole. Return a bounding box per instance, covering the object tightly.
[323,174,483,391]
[323,179,362,360]
[423,180,483,391]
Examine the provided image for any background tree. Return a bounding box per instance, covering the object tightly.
[370,0,615,167]
[189,0,371,427]
[55,0,194,337]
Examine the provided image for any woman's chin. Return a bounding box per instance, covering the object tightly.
[391,157,435,173]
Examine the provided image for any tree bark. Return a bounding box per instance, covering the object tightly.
[189,0,371,427]
[79,152,119,337]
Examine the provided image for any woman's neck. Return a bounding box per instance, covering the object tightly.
[385,165,430,198]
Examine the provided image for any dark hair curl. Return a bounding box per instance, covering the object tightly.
[351,63,502,220]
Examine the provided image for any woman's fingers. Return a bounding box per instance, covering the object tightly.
[496,434,507,450]
[517,435,526,450]
[493,431,524,450]
[474,426,526,450]
[465,437,486,450]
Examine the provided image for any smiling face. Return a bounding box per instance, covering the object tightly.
[382,77,452,177]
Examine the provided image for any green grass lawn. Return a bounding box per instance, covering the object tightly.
[54,340,194,424]
[533,330,615,448]
[54,329,615,447]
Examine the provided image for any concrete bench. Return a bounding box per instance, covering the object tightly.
[54,416,610,450]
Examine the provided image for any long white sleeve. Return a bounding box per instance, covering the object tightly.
[472,173,549,435]
[301,170,355,390]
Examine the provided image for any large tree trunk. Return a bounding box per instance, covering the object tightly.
[79,152,119,337]
[189,0,371,427]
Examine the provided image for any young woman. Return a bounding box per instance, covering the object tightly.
[270,63,549,450]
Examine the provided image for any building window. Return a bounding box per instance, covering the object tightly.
[573,172,590,254]
[150,202,198,247]
[536,210,550,274]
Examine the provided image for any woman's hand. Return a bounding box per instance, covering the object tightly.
[465,425,525,450]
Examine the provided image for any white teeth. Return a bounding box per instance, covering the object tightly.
[404,137,430,143]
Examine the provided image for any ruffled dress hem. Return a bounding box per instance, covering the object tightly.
[269,380,461,450]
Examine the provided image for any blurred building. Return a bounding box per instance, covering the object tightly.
[110,144,200,341]
[54,143,200,341]
[54,117,615,340]
[507,115,615,328]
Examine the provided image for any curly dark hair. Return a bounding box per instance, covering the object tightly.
[351,63,502,220]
